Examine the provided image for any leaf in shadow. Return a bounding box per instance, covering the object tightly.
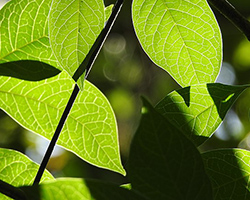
[202,149,250,200]
[128,98,213,200]
[0,60,60,81]
[156,83,248,146]
[19,178,148,200]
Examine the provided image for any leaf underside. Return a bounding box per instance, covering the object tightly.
[132,0,222,86]
[0,0,60,70]
[0,148,54,200]
[0,71,125,175]
[49,0,105,88]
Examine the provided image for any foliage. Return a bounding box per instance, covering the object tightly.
[0,0,250,199]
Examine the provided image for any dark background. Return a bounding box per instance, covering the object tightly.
[0,0,250,185]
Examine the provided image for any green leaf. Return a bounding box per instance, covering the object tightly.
[128,98,213,200]
[48,0,105,87]
[202,149,250,200]
[20,178,148,200]
[0,148,53,200]
[132,0,222,86]
[0,60,60,81]
[156,83,248,146]
[0,0,60,71]
[105,4,114,22]
[0,71,125,175]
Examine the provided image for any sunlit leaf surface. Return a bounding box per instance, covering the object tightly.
[49,0,105,85]
[0,0,60,70]
[132,0,222,86]
[0,148,53,200]
[156,83,248,146]
[0,72,125,175]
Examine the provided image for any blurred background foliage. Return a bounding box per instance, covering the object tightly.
[0,0,250,185]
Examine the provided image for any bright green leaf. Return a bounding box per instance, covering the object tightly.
[20,178,147,200]
[202,149,250,200]
[49,0,105,87]
[0,0,60,71]
[156,83,248,146]
[128,98,213,200]
[0,148,53,200]
[132,0,222,86]
[0,71,125,175]
[105,4,114,22]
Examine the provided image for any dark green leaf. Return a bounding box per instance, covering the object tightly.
[20,178,148,200]
[202,149,250,200]
[0,61,60,81]
[128,98,213,200]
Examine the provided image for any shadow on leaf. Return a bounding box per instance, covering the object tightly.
[0,60,60,81]
[202,148,250,200]
[156,83,248,146]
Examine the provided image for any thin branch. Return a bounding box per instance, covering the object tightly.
[0,179,26,200]
[208,0,250,41]
[33,84,79,185]
[33,0,124,185]
[73,0,124,80]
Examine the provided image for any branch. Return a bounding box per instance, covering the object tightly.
[33,84,79,185]
[208,0,250,41]
[0,179,26,200]
[33,0,124,185]
[73,0,124,80]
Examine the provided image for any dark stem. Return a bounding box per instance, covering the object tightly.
[73,0,124,80]
[33,0,124,185]
[33,84,79,185]
[208,0,250,41]
[0,179,26,200]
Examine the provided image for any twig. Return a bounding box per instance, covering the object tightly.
[73,0,124,80]
[208,0,250,41]
[33,84,79,185]
[0,179,26,200]
[33,0,124,185]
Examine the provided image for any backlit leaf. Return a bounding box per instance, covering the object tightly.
[156,83,248,146]
[0,148,53,200]
[49,0,105,87]
[0,0,60,70]
[0,71,125,175]
[132,0,222,86]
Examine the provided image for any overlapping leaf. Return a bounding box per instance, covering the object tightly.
[20,178,147,200]
[156,83,248,146]
[0,71,125,175]
[132,0,222,86]
[202,149,250,200]
[49,0,105,86]
[0,0,60,71]
[0,148,53,200]
[128,98,213,200]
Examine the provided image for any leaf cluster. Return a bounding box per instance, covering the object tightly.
[0,0,250,199]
